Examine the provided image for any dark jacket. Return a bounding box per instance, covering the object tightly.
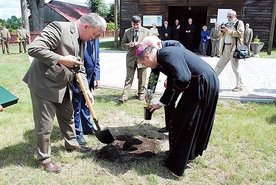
[71,39,100,93]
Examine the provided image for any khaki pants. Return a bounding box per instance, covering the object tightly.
[19,40,27,53]
[30,91,79,164]
[215,45,243,88]
[121,65,147,100]
[211,40,220,56]
[1,40,10,54]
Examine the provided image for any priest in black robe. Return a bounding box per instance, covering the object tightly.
[136,45,219,176]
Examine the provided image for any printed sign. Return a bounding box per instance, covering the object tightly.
[143,15,162,27]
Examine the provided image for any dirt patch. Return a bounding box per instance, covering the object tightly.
[95,134,159,163]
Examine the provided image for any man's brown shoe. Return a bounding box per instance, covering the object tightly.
[232,87,242,92]
[43,161,61,173]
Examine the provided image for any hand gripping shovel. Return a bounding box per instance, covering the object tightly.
[73,66,114,144]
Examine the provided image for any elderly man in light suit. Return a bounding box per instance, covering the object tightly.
[210,22,221,57]
[23,13,106,173]
[214,9,244,92]
[119,15,152,102]
[244,23,253,55]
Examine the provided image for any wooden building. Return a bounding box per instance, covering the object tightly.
[120,0,276,50]
[44,0,91,25]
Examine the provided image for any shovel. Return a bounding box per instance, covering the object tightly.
[74,66,114,144]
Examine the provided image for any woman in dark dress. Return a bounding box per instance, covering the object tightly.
[136,45,219,176]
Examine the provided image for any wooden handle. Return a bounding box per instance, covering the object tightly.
[75,73,97,119]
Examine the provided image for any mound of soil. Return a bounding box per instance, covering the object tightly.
[95,134,159,163]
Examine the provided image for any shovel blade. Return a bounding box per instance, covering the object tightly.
[94,129,114,144]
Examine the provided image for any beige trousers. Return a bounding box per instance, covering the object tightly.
[215,45,243,88]
[121,65,147,100]
[30,91,79,164]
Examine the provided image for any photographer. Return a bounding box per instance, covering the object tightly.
[214,9,245,92]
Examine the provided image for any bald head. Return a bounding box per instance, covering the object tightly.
[142,36,162,48]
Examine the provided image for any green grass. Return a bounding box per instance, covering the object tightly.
[0,45,275,184]
[258,50,276,58]
[100,39,123,50]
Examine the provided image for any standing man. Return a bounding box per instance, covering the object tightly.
[142,36,184,133]
[23,13,106,173]
[0,24,11,54]
[184,18,195,51]
[172,19,181,41]
[214,9,244,92]
[244,23,253,55]
[119,15,152,102]
[210,22,221,57]
[161,20,171,40]
[16,23,30,53]
[71,38,100,146]
[136,44,219,177]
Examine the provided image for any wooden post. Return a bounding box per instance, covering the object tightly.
[267,0,276,55]
[114,0,119,48]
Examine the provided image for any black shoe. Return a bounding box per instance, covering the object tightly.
[165,150,170,156]
[158,127,169,133]
[77,137,87,146]
[160,160,167,167]
[66,145,91,153]
[118,98,127,103]
[83,129,95,135]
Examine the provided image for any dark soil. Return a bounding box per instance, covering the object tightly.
[95,134,159,163]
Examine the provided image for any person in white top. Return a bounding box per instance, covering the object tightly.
[150,23,159,36]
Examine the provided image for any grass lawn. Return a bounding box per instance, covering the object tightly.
[0,45,275,184]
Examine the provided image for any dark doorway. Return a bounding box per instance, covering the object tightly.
[168,6,208,52]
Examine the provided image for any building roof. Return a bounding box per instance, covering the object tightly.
[46,0,91,21]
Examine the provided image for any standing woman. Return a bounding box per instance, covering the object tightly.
[199,25,210,56]
[136,45,219,176]
[150,23,159,37]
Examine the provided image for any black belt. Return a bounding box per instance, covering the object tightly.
[225,43,231,45]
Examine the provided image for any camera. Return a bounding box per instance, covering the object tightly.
[220,23,228,32]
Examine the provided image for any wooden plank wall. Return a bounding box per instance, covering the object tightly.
[119,0,276,50]
[137,0,243,29]
[120,0,243,41]
[243,0,274,50]
[119,0,139,39]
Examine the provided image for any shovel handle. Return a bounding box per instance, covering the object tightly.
[75,73,97,120]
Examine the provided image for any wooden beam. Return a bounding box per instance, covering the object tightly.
[114,0,119,48]
[267,0,276,55]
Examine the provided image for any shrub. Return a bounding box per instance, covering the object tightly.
[107,21,115,31]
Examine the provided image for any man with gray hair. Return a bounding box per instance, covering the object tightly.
[214,9,244,92]
[142,35,184,134]
[23,13,106,173]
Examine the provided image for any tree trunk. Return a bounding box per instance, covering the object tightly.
[21,0,30,33]
[28,0,44,31]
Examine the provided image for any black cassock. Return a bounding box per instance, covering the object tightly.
[156,47,219,176]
